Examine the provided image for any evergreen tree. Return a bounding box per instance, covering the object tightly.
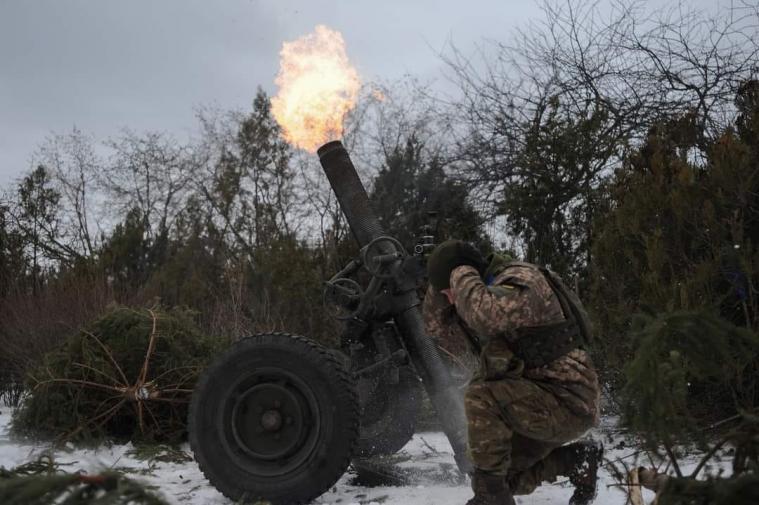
[100,208,154,294]
[371,136,489,252]
[502,98,613,278]
[203,89,294,255]
[15,166,63,290]
[0,206,27,297]
[591,86,759,378]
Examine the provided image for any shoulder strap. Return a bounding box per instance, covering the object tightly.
[540,267,594,344]
[503,261,593,344]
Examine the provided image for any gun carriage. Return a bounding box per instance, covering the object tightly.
[189,141,470,504]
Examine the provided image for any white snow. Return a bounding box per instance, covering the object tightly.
[0,405,702,504]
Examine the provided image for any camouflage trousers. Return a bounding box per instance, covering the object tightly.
[465,378,595,495]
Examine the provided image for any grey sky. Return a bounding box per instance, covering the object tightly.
[0,0,551,187]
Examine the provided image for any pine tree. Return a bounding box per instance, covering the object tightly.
[371,136,489,252]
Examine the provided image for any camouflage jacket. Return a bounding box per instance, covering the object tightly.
[424,264,600,421]
[422,285,480,381]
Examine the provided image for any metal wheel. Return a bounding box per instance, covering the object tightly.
[189,334,359,504]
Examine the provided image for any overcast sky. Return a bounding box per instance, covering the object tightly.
[0,0,549,187]
[0,0,721,187]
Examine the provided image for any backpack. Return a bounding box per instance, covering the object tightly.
[503,261,593,366]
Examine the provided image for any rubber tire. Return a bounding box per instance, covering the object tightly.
[355,366,422,457]
[188,333,359,504]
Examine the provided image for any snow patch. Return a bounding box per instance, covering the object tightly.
[0,406,717,504]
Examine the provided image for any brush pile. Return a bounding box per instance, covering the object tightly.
[12,306,220,443]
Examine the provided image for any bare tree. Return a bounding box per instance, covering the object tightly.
[192,91,295,257]
[443,0,759,274]
[101,130,193,240]
[36,128,100,258]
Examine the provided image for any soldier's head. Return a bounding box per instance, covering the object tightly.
[427,239,486,295]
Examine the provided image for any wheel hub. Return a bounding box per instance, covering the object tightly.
[222,368,322,477]
[261,409,283,432]
[231,383,305,460]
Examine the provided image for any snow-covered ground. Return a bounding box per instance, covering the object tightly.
[0,406,664,504]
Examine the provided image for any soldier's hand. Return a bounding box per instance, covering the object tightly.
[427,239,485,290]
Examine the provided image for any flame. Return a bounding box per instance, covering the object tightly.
[271,25,361,152]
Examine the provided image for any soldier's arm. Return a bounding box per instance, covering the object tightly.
[422,284,480,360]
[449,265,521,343]
[422,284,451,340]
[422,284,451,324]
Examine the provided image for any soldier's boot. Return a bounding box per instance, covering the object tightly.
[465,471,516,505]
[562,440,604,505]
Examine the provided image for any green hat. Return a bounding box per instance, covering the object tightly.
[427,239,486,290]
[483,252,514,282]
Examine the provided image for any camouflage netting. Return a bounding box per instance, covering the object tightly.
[12,306,220,443]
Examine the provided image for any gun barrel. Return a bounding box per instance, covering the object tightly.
[317,140,385,247]
[317,140,471,473]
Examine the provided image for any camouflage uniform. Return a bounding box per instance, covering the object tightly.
[423,264,600,495]
[422,287,479,381]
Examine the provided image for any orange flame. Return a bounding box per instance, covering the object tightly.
[271,25,361,152]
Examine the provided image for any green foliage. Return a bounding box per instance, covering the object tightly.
[0,206,27,297]
[248,236,342,344]
[100,208,160,294]
[12,306,221,443]
[139,203,228,319]
[657,473,759,505]
[205,88,294,252]
[590,100,759,376]
[0,455,169,505]
[503,98,613,278]
[623,311,759,446]
[14,165,62,289]
[371,136,490,252]
[17,166,61,242]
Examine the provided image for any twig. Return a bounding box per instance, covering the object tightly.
[703,414,742,432]
[142,401,162,433]
[419,436,441,455]
[81,329,130,386]
[663,443,683,478]
[149,365,201,384]
[689,436,730,478]
[138,309,160,386]
[34,378,126,395]
[64,398,127,440]
[72,362,125,388]
[615,448,646,462]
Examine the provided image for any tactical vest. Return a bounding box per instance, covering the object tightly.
[501,261,593,368]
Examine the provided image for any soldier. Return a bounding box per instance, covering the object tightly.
[424,240,603,505]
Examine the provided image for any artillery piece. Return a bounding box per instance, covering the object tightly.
[188,141,470,504]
